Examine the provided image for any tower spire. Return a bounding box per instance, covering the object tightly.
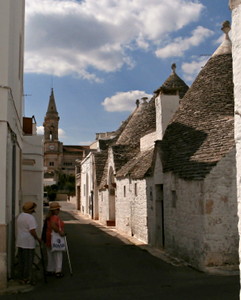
[47,88,58,115]
[43,88,59,142]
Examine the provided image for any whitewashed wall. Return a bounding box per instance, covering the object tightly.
[81,153,94,218]
[98,148,117,225]
[202,149,238,268]
[140,131,156,151]
[116,178,148,243]
[163,149,238,270]
[22,135,44,236]
[0,0,25,288]
[230,1,241,296]
[155,94,180,140]
[98,190,109,224]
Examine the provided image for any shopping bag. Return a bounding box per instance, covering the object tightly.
[51,231,66,252]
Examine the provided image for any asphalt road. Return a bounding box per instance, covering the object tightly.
[2,209,239,300]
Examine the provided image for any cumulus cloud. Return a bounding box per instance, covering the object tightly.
[37,126,44,135]
[36,125,66,138]
[181,57,209,82]
[25,0,204,80]
[155,26,214,58]
[102,90,153,112]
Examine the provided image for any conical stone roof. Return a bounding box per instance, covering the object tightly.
[154,63,189,99]
[161,21,234,180]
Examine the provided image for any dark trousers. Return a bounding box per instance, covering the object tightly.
[18,247,35,280]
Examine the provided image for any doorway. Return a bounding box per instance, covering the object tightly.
[155,184,164,248]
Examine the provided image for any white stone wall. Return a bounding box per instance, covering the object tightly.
[0,0,25,288]
[155,94,180,140]
[98,148,117,225]
[230,1,241,295]
[81,153,95,217]
[202,148,238,268]
[163,149,238,270]
[115,178,148,243]
[22,135,44,235]
[98,190,109,223]
[140,131,156,151]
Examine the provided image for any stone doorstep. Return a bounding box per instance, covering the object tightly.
[106,220,115,226]
[203,265,239,276]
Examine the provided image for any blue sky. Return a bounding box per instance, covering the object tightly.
[24,0,231,145]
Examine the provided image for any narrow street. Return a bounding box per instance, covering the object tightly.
[2,202,239,300]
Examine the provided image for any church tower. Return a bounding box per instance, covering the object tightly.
[43,88,63,177]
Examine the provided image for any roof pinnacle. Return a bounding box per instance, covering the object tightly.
[221,20,231,35]
[171,63,176,74]
[212,20,232,57]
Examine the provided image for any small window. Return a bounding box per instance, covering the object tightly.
[172,190,177,208]
[150,186,153,201]
[124,186,126,197]
[134,183,138,196]
[49,162,54,166]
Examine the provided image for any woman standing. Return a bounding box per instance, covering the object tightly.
[45,202,65,278]
[16,201,41,284]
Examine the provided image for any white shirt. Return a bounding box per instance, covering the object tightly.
[16,212,37,249]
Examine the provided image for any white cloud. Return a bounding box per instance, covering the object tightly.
[25,0,204,80]
[36,125,66,138]
[37,125,44,135]
[102,90,153,112]
[181,57,209,82]
[155,26,214,58]
[58,128,67,139]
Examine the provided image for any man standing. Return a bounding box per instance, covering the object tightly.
[16,202,41,285]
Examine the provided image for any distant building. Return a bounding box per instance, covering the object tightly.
[43,89,90,185]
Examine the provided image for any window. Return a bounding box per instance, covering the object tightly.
[124,186,126,197]
[172,190,177,208]
[134,183,138,196]
[49,162,54,166]
[150,186,153,201]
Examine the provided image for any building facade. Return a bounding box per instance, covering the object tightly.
[0,1,44,289]
[0,1,25,288]
[229,0,241,295]
[151,21,238,271]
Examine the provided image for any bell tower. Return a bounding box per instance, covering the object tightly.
[43,88,63,175]
[44,88,59,142]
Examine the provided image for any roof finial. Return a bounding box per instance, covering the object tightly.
[171,63,176,74]
[212,20,232,57]
[141,97,148,104]
[221,20,231,35]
